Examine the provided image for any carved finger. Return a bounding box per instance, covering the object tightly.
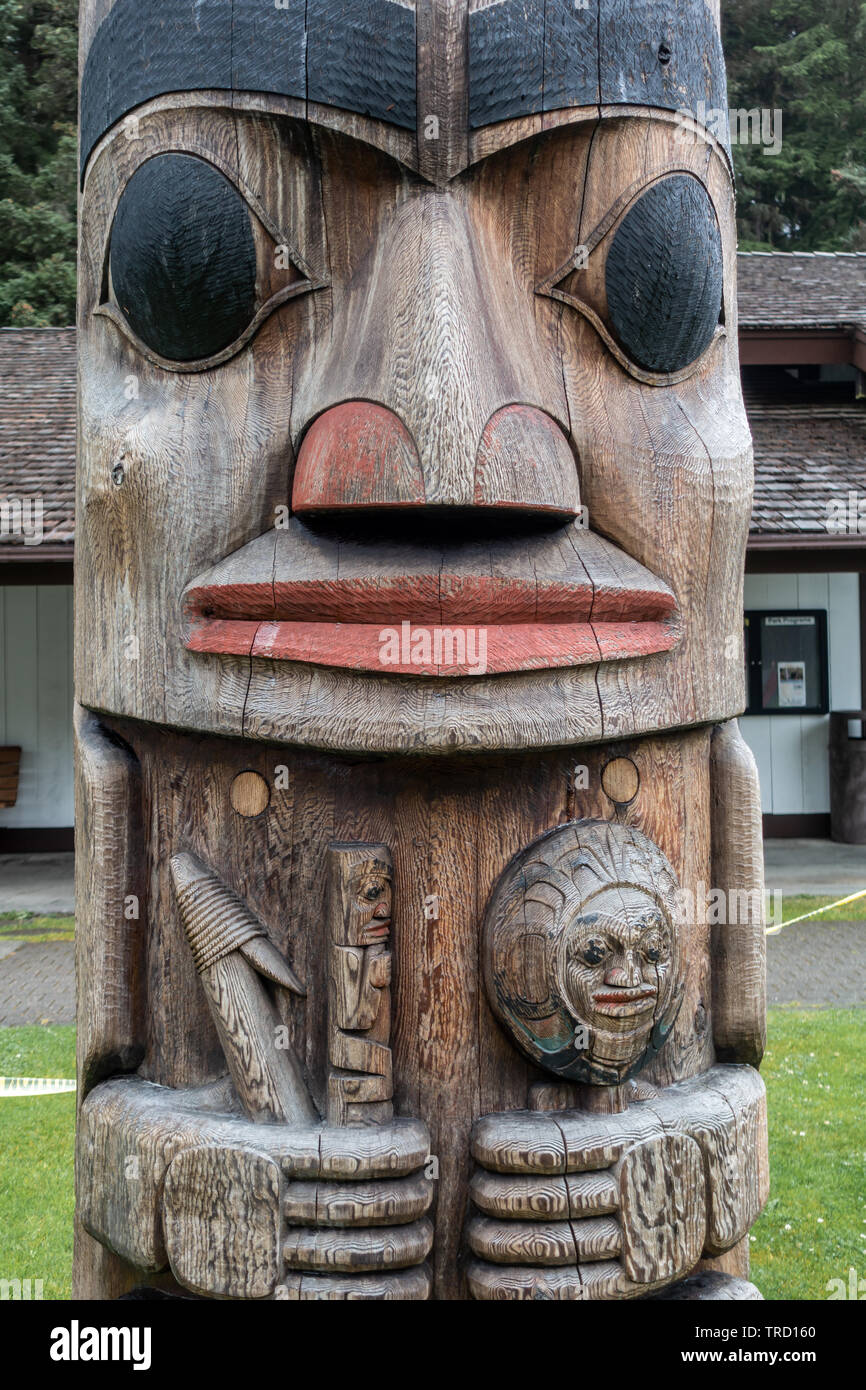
[469,1170,618,1220]
[466,1262,585,1301]
[314,1118,429,1180]
[467,1215,621,1266]
[471,1111,566,1175]
[278,1266,432,1301]
[284,1174,433,1228]
[466,1258,648,1302]
[283,1216,434,1273]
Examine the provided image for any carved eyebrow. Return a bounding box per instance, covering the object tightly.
[81,0,731,188]
[80,0,417,185]
[468,0,730,147]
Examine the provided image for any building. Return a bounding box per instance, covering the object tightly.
[739,253,866,835]
[1,254,865,848]
[0,328,75,849]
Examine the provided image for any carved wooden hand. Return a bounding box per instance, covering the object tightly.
[78,1078,435,1300]
[466,1065,769,1300]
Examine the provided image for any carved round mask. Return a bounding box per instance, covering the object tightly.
[483,821,684,1085]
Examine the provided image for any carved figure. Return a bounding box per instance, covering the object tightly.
[327,844,394,1126]
[74,0,767,1301]
[484,822,684,1086]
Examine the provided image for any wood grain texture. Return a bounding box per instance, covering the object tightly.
[326,844,394,1126]
[467,0,726,134]
[710,721,767,1067]
[306,0,417,131]
[616,1133,705,1284]
[417,0,469,182]
[80,0,418,182]
[76,0,763,1298]
[283,1218,434,1273]
[74,704,145,1097]
[171,852,317,1126]
[230,771,271,817]
[163,1146,282,1299]
[73,719,722,1297]
[467,1213,621,1265]
[277,1266,432,1300]
[467,1065,767,1298]
[284,1174,433,1227]
[470,1169,619,1220]
[78,105,748,755]
[76,1073,431,1294]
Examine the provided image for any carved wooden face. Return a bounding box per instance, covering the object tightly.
[337,860,392,948]
[483,821,685,1085]
[77,1,749,755]
[556,888,677,1069]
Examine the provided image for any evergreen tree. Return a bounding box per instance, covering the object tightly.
[724,0,866,250]
[0,0,77,326]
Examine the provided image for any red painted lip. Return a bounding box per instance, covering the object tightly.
[592,987,657,1010]
[182,522,681,677]
[362,923,391,943]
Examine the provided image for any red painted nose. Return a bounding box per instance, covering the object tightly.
[291,402,580,518]
[292,403,425,514]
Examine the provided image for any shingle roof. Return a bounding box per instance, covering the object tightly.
[0,327,76,549]
[747,394,866,536]
[737,252,866,333]
[2,251,866,552]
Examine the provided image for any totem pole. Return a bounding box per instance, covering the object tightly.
[74,0,768,1300]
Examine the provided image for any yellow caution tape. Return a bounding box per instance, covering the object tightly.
[765,888,866,937]
[0,1076,76,1096]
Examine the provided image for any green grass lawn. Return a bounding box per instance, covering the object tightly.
[777,894,866,925]
[0,1009,862,1300]
[0,914,75,943]
[0,1025,76,1299]
[750,1007,866,1301]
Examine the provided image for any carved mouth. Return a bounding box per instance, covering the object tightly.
[361,922,391,943]
[183,520,680,677]
[591,986,657,1016]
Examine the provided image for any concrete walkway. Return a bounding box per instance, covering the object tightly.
[764,839,866,897]
[766,920,865,1007]
[0,853,75,915]
[0,941,74,1025]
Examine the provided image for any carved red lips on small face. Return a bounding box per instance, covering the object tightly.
[591,985,658,1017]
[183,520,680,678]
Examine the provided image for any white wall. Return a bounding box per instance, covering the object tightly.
[0,585,74,828]
[741,573,861,816]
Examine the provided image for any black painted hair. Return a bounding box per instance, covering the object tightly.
[80,0,728,182]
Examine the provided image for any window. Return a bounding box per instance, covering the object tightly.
[744,610,829,716]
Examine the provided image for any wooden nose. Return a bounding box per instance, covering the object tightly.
[292,401,580,518]
[292,402,426,515]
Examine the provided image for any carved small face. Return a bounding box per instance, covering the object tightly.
[345,862,392,948]
[558,890,675,1041]
[485,822,685,1086]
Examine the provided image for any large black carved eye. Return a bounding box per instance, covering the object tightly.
[108,153,257,363]
[604,175,723,375]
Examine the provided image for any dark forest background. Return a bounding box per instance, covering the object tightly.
[0,0,864,326]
